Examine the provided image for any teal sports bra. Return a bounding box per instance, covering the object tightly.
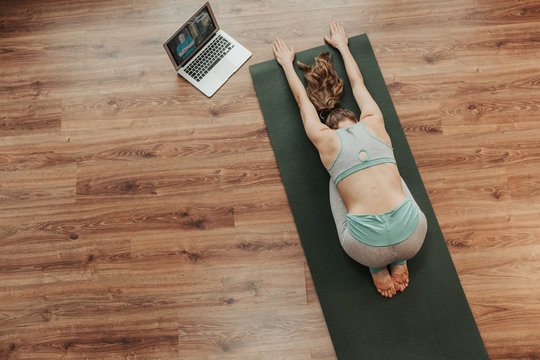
[327,121,396,185]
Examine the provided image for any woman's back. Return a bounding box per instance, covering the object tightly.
[337,163,406,214]
[326,120,406,215]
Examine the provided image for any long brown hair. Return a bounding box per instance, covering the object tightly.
[297,52,357,129]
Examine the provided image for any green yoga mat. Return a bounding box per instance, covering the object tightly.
[250,34,488,360]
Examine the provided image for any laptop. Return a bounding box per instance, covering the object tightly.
[163,2,252,97]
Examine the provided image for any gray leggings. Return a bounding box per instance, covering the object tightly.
[329,177,427,271]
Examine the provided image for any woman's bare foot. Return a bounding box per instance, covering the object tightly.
[371,267,396,298]
[390,263,409,292]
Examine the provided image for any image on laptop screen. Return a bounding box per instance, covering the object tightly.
[166,6,217,67]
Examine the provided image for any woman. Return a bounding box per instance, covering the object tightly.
[272,22,427,298]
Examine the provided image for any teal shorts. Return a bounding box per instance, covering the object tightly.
[329,177,427,273]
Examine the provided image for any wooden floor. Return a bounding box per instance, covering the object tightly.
[1,0,539,358]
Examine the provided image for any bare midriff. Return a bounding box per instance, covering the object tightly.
[337,162,406,215]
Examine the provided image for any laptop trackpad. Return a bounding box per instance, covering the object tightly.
[214,59,236,79]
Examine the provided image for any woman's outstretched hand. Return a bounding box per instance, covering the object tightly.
[324,21,348,50]
[273,38,295,67]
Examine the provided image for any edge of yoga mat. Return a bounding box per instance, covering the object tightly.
[249,34,489,360]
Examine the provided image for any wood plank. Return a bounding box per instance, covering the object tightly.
[177,305,333,359]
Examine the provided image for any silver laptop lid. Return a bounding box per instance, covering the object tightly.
[163,2,219,70]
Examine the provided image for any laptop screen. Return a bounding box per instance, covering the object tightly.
[164,3,218,69]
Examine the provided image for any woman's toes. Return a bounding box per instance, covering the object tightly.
[390,264,409,293]
[402,281,409,290]
[398,280,407,292]
[371,268,398,298]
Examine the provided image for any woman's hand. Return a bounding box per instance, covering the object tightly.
[324,21,348,50]
[273,38,295,67]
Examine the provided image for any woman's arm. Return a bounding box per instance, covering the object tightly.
[272,39,334,148]
[324,22,384,125]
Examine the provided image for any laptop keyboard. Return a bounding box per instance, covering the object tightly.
[185,35,234,82]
